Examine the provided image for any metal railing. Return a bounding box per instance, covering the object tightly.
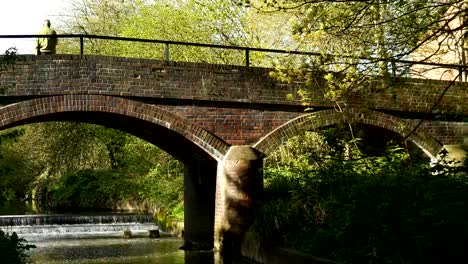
[1,34,468,80]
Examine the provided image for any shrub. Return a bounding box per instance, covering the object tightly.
[0,230,36,264]
[35,169,139,212]
[256,131,468,263]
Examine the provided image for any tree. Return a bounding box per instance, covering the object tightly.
[239,0,467,102]
[242,0,462,59]
[24,122,115,176]
[257,129,468,263]
[58,0,241,63]
[0,129,35,207]
[12,122,185,213]
[57,0,297,66]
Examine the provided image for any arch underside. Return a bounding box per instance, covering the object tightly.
[254,108,444,159]
[0,95,230,163]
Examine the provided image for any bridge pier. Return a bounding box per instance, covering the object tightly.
[441,144,467,167]
[214,146,263,259]
[183,160,216,250]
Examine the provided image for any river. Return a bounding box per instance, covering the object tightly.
[30,237,215,264]
[0,213,248,264]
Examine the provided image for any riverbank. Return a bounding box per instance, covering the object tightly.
[241,230,338,264]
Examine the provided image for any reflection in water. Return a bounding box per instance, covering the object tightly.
[31,238,186,264]
[30,237,245,264]
[2,212,248,264]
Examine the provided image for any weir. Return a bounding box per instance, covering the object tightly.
[0,214,158,242]
[0,214,153,226]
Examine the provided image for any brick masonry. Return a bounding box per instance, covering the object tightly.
[253,109,445,158]
[0,94,229,161]
[0,55,467,158]
[1,54,466,251]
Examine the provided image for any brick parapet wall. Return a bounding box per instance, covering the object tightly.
[363,78,467,115]
[0,55,300,106]
[0,55,466,155]
[1,55,466,115]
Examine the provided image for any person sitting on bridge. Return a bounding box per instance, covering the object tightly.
[36,19,57,55]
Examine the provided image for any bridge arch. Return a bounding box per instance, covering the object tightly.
[0,94,233,248]
[253,108,444,159]
[0,94,230,162]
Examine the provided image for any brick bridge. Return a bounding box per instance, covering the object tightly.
[0,55,467,252]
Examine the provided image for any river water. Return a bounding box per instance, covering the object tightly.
[30,237,215,264]
[0,214,247,264]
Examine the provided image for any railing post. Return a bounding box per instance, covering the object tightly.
[391,59,396,77]
[459,66,463,82]
[245,48,250,67]
[165,43,170,63]
[80,36,84,55]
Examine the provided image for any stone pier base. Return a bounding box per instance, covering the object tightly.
[183,160,216,250]
[442,144,467,167]
[214,146,263,258]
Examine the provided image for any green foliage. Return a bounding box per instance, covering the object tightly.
[0,129,23,144]
[23,122,117,176]
[36,169,139,211]
[0,230,36,264]
[0,129,34,207]
[256,129,468,263]
[246,0,454,60]
[242,0,464,107]
[59,0,294,66]
[154,205,184,237]
[29,123,185,216]
[0,121,184,223]
[61,0,244,63]
[0,47,17,71]
[0,47,18,94]
[35,162,184,215]
[138,163,184,220]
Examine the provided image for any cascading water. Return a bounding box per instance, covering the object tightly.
[0,214,158,242]
[1,214,244,263]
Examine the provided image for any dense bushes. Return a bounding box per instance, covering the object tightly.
[138,164,184,221]
[0,129,35,210]
[0,230,35,264]
[0,123,184,220]
[256,131,468,263]
[35,169,139,211]
[35,164,184,217]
